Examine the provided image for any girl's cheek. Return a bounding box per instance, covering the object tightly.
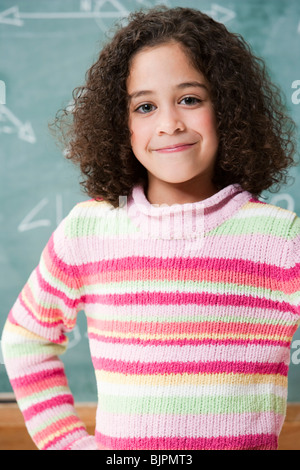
[194,110,217,133]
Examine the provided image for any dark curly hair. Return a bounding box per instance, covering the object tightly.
[50,6,298,207]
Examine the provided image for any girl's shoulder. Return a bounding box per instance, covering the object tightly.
[243,197,299,268]
[71,198,114,213]
[65,198,116,222]
[59,198,121,240]
[241,196,299,233]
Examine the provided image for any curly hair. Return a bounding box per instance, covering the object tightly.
[50,6,298,207]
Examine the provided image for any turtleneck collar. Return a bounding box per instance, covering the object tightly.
[125,183,252,240]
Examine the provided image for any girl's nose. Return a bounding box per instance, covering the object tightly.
[156,108,185,135]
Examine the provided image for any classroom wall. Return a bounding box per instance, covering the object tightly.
[1,0,300,404]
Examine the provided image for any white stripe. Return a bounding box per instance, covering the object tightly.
[96,380,287,399]
[89,339,290,365]
[85,302,296,324]
[234,207,294,220]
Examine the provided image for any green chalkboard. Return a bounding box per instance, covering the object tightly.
[1,0,300,402]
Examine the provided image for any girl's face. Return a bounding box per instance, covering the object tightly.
[127,41,219,204]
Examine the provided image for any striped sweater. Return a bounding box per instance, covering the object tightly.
[2,183,300,450]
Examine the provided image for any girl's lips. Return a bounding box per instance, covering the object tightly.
[154,143,196,153]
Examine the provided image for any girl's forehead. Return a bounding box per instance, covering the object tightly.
[127,42,209,90]
[130,41,192,66]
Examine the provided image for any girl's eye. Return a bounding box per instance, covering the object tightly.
[135,103,156,114]
[180,96,202,106]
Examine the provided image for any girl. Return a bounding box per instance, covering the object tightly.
[2,6,300,450]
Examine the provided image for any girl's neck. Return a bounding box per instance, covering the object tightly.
[145,176,219,206]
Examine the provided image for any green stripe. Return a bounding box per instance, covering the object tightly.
[31,409,79,436]
[19,387,70,409]
[82,278,287,303]
[26,275,76,310]
[65,214,139,239]
[289,216,300,238]
[98,393,286,415]
[3,341,66,360]
[38,256,81,298]
[86,310,295,326]
[207,215,292,237]
[66,212,295,239]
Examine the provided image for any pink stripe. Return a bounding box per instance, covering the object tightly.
[23,395,74,421]
[33,415,84,445]
[88,317,295,337]
[83,292,295,313]
[48,232,299,286]
[22,282,62,318]
[249,198,265,204]
[47,233,297,282]
[20,286,64,328]
[14,375,69,399]
[92,358,289,376]
[95,432,277,450]
[17,295,72,340]
[96,410,284,441]
[10,368,66,389]
[43,427,87,450]
[88,332,290,348]
[18,295,71,339]
[36,265,80,310]
[47,234,76,279]
[71,255,287,279]
[76,266,293,292]
[45,237,79,289]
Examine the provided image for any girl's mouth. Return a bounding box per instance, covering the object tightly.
[154,143,196,153]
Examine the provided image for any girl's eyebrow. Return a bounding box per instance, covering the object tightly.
[128,81,208,100]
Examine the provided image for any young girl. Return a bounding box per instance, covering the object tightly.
[2,6,299,451]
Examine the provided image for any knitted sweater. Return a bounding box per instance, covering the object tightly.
[2,183,300,450]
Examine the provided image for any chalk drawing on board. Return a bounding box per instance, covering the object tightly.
[18,198,51,232]
[0,105,36,143]
[0,6,23,26]
[270,193,295,212]
[80,0,93,11]
[0,5,129,27]
[135,0,171,8]
[93,0,129,31]
[18,195,66,233]
[206,4,236,24]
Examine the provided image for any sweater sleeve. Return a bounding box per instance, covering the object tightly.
[285,214,300,319]
[1,214,97,450]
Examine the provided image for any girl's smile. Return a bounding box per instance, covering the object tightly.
[127,41,219,205]
[153,142,197,153]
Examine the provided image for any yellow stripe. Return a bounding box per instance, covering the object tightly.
[4,321,50,342]
[76,199,110,208]
[37,422,85,449]
[95,370,287,387]
[22,292,60,325]
[22,290,74,329]
[88,327,292,343]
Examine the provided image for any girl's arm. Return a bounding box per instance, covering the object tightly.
[288,215,300,318]
[1,216,98,450]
